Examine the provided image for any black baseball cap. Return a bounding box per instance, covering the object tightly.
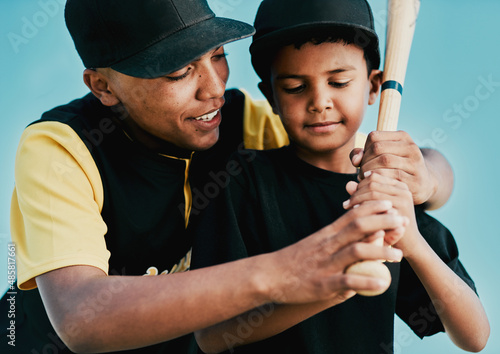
[65,0,255,78]
[250,0,381,80]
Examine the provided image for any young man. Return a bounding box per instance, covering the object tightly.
[190,0,489,353]
[3,0,456,353]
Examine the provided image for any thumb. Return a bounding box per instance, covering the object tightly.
[350,148,364,167]
[345,180,358,196]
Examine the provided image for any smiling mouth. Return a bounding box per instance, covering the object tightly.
[193,110,219,122]
[306,121,341,128]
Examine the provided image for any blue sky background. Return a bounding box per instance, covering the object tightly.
[1,1,499,353]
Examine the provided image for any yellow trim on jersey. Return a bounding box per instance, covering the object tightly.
[158,152,194,228]
[12,122,109,290]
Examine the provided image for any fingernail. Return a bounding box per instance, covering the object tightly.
[353,204,360,209]
[392,248,403,261]
[343,200,350,209]
[364,171,372,178]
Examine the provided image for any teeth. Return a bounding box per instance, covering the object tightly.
[194,110,219,122]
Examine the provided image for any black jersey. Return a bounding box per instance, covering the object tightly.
[190,146,477,354]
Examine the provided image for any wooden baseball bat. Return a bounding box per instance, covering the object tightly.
[377,0,421,131]
[345,0,420,297]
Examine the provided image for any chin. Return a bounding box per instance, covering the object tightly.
[191,131,220,151]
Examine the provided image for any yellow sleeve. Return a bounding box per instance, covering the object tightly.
[241,89,289,150]
[11,122,110,290]
[241,89,367,150]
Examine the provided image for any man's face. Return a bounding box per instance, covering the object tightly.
[267,41,379,168]
[104,46,229,151]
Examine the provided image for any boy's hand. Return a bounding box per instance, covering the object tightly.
[344,172,421,257]
[350,131,436,206]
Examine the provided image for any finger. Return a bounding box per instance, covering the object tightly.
[357,171,406,189]
[324,273,392,294]
[364,140,412,159]
[326,199,393,235]
[350,148,364,167]
[363,229,386,244]
[345,173,410,208]
[345,188,405,211]
[345,181,358,197]
[344,187,399,210]
[383,226,406,246]
[355,177,409,197]
[332,241,404,268]
[360,155,411,178]
[326,213,408,252]
[365,130,412,146]
[361,168,413,183]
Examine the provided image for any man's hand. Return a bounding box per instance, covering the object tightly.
[194,201,407,354]
[350,131,453,209]
[266,200,406,305]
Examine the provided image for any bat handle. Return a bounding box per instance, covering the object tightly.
[377,83,403,131]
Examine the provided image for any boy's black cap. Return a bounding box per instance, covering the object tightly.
[250,0,381,80]
[65,0,255,78]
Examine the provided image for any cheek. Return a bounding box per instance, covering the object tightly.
[274,94,303,122]
[341,87,369,121]
[219,61,230,83]
[212,58,230,85]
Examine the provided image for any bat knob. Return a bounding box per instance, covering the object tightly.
[345,260,391,296]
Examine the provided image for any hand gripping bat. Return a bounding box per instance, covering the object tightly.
[345,0,421,296]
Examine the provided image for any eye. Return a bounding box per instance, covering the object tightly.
[212,52,228,61]
[283,85,306,94]
[165,67,192,81]
[330,81,350,88]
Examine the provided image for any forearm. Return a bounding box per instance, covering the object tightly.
[420,148,454,210]
[37,202,407,353]
[196,297,350,353]
[38,259,272,353]
[405,239,489,352]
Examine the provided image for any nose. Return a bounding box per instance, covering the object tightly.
[308,85,333,113]
[196,60,228,101]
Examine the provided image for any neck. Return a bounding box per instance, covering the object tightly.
[291,139,357,174]
[112,111,193,159]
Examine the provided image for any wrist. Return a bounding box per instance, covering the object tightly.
[247,253,282,305]
[402,233,429,263]
[426,160,440,203]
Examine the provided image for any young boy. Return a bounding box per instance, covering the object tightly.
[190,0,489,353]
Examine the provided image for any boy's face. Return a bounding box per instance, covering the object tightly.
[264,42,381,167]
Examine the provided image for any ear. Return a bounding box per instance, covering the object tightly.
[368,69,383,105]
[258,82,279,115]
[83,69,120,107]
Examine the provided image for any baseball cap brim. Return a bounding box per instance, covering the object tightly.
[111,17,255,78]
[250,22,380,69]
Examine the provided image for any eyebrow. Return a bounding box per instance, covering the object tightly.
[275,67,356,80]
